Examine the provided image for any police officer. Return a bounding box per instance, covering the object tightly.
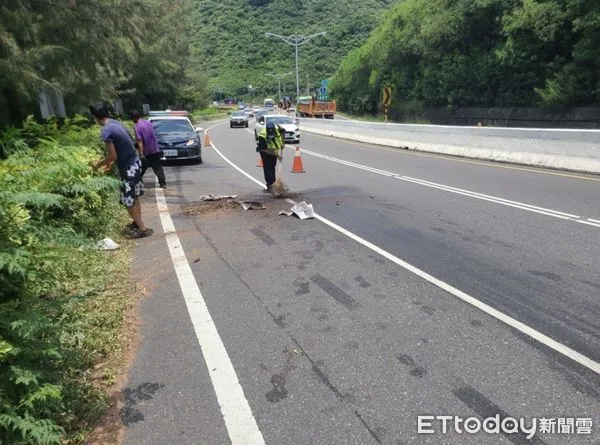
[257,121,284,192]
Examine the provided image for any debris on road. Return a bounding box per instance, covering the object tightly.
[97,237,120,250]
[278,201,315,220]
[240,200,266,210]
[200,194,239,201]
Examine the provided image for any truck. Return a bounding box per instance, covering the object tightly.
[296,96,336,119]
[263,98,275,111]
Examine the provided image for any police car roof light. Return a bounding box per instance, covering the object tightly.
[148,110,188,116]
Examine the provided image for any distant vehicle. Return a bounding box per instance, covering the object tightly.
[263,98,275,111]
[230,110,249,128]
[296,96,336,119]
[238,102,245,110]
[148,111,203,163]
[252,106,261,115]
[255,109,268,121]
[255,114,300,143]
[244,107,253,118]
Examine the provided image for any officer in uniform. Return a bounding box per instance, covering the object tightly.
[256,121,285,192]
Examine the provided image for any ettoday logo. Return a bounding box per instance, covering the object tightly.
[417,415,593,438]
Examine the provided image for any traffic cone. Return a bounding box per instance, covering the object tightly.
[291,147,305,173]
[204,132,210,146]
[256,155,263,167]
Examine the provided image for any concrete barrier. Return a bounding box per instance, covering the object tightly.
[298,118,600,174]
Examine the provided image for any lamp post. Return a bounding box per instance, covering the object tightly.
[266,72,293,102]
[265,32,326,98]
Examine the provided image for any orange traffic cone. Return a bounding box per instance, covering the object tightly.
[256,155,264,167]
[204,132,210,146]
[291,147,305,173]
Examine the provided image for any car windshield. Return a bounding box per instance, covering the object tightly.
[151,119,193,134]
[232,111,245,117]
[267,116,293,125]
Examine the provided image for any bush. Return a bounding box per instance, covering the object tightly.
[0,116,130,444]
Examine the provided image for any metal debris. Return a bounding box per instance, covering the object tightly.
[200,194,239,201]
[278,201,314,220]
[239,200,266,210]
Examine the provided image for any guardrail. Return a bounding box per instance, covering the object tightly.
[298,118,600,174]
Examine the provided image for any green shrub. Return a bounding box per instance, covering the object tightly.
[0,116,130,444]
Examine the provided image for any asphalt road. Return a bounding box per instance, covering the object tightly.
[123,119,600,445]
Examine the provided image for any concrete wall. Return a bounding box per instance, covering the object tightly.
[412,107,600,129]
[298,118,600,174]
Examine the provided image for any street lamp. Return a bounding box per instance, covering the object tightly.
[266,72,293,102]
[265,32,326,97]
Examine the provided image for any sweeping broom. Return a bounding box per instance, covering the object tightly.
[272,155,288,196]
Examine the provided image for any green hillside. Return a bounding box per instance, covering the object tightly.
[332,0,600,116]
[186,0,394,99]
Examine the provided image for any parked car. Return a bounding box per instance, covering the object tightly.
[148,110,203,163]
[230,110,249,128]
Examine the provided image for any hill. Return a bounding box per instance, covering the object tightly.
[186,0,394,100]
[332,0,600,116]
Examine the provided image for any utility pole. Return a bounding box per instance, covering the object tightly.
[266,72,293,102]
[265,32,327,98]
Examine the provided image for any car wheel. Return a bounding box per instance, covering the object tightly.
[230,124,233,128]
[245,123,249,128]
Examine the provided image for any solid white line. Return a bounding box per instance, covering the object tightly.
[155,187,266,445]
[301,149,600,228]
[206,123,600,376]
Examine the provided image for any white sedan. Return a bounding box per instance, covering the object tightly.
[254,115,300,143]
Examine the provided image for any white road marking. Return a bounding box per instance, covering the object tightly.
[155,187,266,445]
[301,149,600,228]
[206,123,600,376]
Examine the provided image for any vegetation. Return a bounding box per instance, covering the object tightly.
[332,0,600,116]
[0,117,133,444]
[186,0,394,100]
[0,0,210,128]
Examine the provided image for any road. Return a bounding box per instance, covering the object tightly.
[123,119,600,445]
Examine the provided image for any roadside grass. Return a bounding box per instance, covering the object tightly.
[0,116,139,445]
[191,106,231,121]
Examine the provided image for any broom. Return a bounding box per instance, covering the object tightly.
[272,155,288,196]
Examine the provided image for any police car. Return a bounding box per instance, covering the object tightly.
[148,111,203,163]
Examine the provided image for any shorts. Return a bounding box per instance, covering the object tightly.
[120,158,144,208]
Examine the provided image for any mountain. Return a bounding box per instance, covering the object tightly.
[185,0,394,99]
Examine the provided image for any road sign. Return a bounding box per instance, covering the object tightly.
[318,95,328,101]
[318,87,327,96]
[321,79,329,88]
[383,87,392,106]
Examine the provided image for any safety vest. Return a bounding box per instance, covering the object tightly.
[259,128,284,155]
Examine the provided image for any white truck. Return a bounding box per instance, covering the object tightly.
[264,98,275,111]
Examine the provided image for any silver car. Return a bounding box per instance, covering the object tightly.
[229,111,248,128]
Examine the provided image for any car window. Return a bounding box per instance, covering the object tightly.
[232,111,245,117]
[267,116,293,125]
[151,119,193,133]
